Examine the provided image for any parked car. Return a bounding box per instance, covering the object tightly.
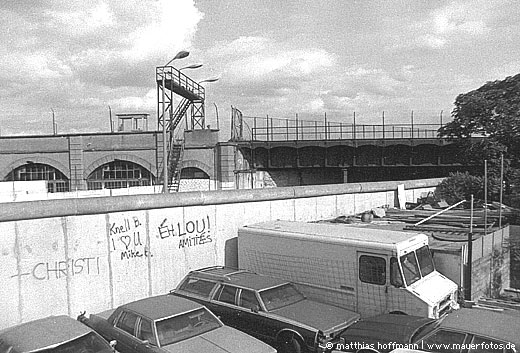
[170,266,361,353]
[0,315,115,353]
[77,294,276,353]
[336,308,519,353]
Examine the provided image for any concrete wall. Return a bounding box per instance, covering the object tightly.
[0,178,441,329]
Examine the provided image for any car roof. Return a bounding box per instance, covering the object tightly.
[342,313,434,344]
[193,267,289,291]
[440,308,520,344]
[0,315,91,352]
[121,294,205,321]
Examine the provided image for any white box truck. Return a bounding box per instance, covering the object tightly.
[238,220,459,319]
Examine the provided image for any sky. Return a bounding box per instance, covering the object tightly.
[1,0,519,138]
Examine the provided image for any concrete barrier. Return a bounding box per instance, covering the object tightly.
[0,178,442,329]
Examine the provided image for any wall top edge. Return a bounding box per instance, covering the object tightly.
[0,178,443,222]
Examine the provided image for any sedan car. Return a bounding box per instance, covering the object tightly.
[336,308,519,353]
[170,266,360,353]
[78,294,276,353]
[0,315,115,353]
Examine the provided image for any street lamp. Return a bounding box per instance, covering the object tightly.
[198,77,220,84]
[164,50,189,67]
[180,63,203,71]
[197,77,220,129]
[161,50,190,193]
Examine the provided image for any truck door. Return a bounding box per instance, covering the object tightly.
[356,252,388,317]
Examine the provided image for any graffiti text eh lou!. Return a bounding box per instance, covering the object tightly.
[158,215,212,248]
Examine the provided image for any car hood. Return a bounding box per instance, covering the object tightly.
[408,272,457,306]
[341,314,435,349]
[271,299,360,335]
[162,326,275,353]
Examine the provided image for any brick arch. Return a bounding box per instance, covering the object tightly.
[1,157,70,180]
[180,159,214,179]
[84,154,156,179]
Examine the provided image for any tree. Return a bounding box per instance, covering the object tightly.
[438,73,520,193]
[436,172,500,205]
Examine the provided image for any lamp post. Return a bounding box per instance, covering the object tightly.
[161,50,189,193]
[198,77,220,129]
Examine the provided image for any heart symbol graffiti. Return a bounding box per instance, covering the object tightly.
[120,236,131,250]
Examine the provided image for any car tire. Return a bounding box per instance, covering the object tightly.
[279,334,303,353]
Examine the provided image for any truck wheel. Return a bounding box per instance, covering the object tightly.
[279,334,303,353]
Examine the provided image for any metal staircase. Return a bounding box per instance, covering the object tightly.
[167,143,184,192]
[167,98,191,131]
[156,66,206,191]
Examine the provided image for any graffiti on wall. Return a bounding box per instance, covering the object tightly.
[11,256,101,281]
[158,215,212,249]
[110,216,152,260]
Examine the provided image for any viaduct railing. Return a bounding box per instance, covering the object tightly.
[236,115,445,142]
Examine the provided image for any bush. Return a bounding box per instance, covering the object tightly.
[436,172,500,205]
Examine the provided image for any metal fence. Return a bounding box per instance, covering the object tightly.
[241,115,443,141]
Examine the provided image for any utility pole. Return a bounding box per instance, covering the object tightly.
[51,108,57,135]
[109,106,113,133]
[465,195,474,301]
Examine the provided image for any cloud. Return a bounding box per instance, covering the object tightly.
[0,0,203,134]
[204,38,425,119]
[397,0,504,49]
[45,2,115,36]
[206,36,336,101]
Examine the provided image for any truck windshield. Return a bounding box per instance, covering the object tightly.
[416,245,434,277]
[400,246,435,286]
[400,252,421,285]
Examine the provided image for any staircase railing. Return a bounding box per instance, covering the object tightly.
[168,98,191,132]
[168,142,185,192]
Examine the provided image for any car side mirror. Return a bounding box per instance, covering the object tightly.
[140,340,150,345]
[251,305,260,313]
[109,340,117,351]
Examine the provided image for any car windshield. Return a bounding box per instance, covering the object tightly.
[155,308,221,347]
[37,332,113,353]
[400,246,435,286]
[410,319,443,343]
[259,283,305,311]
